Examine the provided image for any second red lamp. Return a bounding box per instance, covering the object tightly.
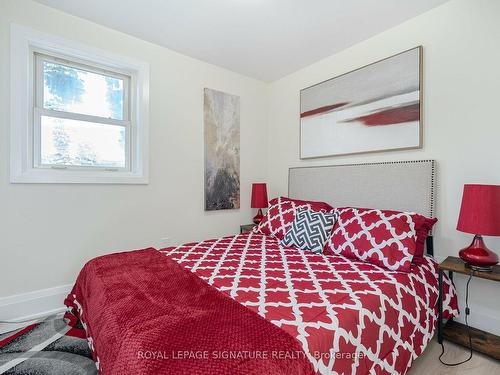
[251,183,268,224]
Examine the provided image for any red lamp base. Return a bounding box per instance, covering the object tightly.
[253,209,264,224]
[459,234,499,272]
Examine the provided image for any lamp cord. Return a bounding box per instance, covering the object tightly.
[439,271,474,366]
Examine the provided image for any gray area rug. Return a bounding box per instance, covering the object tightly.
[0,315,97,374]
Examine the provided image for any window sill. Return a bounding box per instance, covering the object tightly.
[10,168,148,184]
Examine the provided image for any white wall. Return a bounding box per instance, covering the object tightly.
[0,0,268,298]
[266,0,500,334]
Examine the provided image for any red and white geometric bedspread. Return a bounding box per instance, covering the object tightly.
[160,232,458,375]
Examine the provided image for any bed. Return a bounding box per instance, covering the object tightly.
[65,160,458,375]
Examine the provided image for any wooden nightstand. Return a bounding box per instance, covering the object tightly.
[240,224,256,234]
[438,256,500,360]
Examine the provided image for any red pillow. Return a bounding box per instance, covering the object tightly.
[412,215,438,264]
[281,197,333,212]
[253,197,333,240]
[324,207,418,272]
[327,207,437,264]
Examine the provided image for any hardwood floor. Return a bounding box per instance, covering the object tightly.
[410,339,500,374]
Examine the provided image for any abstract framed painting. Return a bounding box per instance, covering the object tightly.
[204,88,240,211]
[300,46,422,159]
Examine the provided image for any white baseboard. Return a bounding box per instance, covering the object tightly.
[0,284,72,334]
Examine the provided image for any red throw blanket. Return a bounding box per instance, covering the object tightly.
[65,248,315,375]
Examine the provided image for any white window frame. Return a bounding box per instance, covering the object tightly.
[10,24,150,184]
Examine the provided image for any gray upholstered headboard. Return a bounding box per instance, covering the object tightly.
[288,160,436,218]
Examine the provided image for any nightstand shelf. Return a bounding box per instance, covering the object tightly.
[240,224,256,234]
[438,256,500,360]
[442,320,500,360]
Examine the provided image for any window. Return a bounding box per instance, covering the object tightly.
[10,25,149,183]
[35,53,130,170]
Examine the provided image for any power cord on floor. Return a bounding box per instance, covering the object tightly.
[439,271,474,366]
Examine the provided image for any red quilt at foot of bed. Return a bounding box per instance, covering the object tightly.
[64,248,315,375]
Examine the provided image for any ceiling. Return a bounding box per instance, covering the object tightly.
[34,0,449,82]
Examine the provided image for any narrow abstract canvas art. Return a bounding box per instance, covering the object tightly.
[204,88,240,210]
[300,47,422,158]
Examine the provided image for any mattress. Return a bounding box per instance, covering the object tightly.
[162,232,458,375]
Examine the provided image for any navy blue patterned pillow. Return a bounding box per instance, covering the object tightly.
[281,209,337,254]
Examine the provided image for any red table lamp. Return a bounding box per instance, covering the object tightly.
[251,183,268,224]
[457,184,500,271]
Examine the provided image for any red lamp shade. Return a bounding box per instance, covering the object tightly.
[251,183,268,209]
[251,183,268,224]
[457,184,500,235]
[457,184,500,271]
